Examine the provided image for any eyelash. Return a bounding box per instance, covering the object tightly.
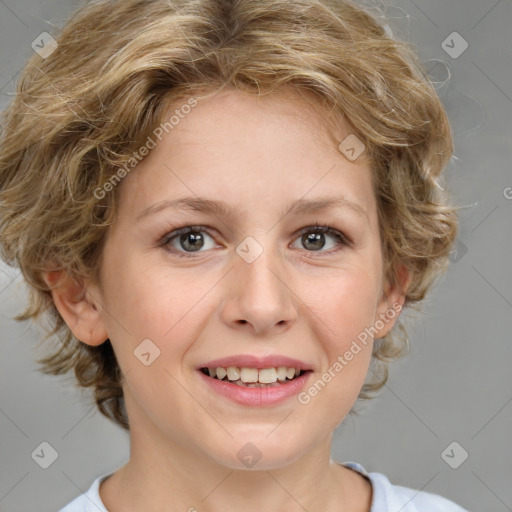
[159,222,352,258]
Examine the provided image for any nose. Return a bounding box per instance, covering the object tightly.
[220,243,298,336]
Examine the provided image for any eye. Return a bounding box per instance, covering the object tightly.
[290,223,351,254]
[161,224,216,256]
[160,222,352,258]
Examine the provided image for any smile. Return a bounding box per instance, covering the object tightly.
[200,366,307,387]
[198,367,313,406]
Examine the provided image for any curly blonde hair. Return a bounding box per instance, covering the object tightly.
[0,0,458,430]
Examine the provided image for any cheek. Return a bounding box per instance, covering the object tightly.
[309,265,381,344]
[97,262,207,415]
[300,265,380,394]
[100,258,214,360]
[297,273,378,426]
[323,284,376,380]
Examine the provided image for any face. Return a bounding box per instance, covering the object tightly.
[85,88,405,470]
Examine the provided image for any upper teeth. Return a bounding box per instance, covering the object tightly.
[207,366,301,383]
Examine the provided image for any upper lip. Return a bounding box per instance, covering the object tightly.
[198,355,313,371]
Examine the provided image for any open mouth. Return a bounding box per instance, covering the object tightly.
[199,366,311,388]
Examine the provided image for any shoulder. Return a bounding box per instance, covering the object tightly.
[340,462,469,512]
[368,471,469,511]
[58,473,111,512]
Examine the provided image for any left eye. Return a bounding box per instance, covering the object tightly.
[161,224,350,256]
[291,225,350,253]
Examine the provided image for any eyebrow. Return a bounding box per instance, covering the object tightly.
[136,196,369,223]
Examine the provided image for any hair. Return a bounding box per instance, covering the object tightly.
[0,0,458,430]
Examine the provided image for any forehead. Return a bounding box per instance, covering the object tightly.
[116,87,377,227]
[162,86,359,156]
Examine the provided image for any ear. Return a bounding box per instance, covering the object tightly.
[42,270,108,346]
[373,264,412,339]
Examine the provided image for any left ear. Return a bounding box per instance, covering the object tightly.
[373,264,412,339]
[42,269,109,346]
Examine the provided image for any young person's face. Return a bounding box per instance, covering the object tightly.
[88,88,406,469]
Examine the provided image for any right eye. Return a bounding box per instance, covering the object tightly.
[161,224,218,257]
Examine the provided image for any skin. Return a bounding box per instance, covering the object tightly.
[46,87,410,511]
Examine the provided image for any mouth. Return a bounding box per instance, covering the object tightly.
[196,356,314,405]
[199,366,312,388]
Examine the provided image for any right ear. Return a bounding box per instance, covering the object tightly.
[42,270,108,346]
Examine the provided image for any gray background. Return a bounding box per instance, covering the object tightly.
[0,1,511,511]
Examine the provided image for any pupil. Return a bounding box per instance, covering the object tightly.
[181,232,203,251]
[180,231,325,252]
[303,232,324,251]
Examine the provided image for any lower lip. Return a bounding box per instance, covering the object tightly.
[198,370,312,406]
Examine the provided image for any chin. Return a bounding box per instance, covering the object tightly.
[205,436,306,471]
[215,452,300,471]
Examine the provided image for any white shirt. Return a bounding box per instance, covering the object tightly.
[58,461,469,511]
